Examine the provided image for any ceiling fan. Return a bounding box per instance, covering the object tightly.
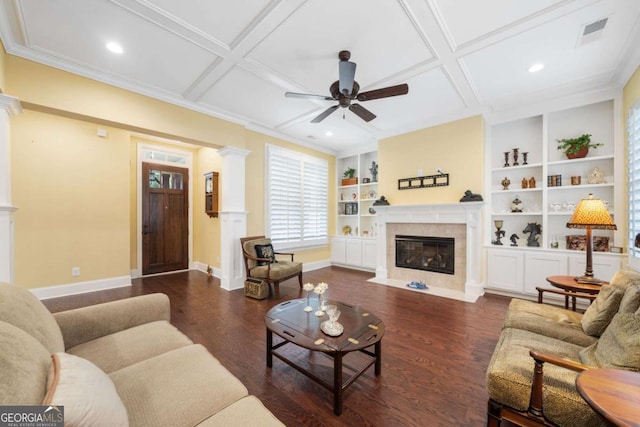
[285,50,409,123]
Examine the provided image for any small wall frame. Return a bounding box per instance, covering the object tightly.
[398,173,449,190]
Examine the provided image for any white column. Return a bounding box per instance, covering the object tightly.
[0,95,22,284]
[375,206,389,281]
[218,146,250,291]
[463,204,484,300]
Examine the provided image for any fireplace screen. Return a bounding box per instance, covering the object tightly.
[395,235,454,275]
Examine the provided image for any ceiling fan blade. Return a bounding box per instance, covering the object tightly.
[285,92,334,101]
[311,105,339,123]
[349,104,376,122]
[339,61,356,95]
[356,83,409,102]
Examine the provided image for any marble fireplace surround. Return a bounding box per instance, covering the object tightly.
[369,202,484,302]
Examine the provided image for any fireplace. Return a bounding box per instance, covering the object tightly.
[395,235,455,275]
[370,202,484,302]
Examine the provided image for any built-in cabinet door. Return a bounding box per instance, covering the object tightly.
[486,248,524,292]
[362,240,377,269]
[345,239,363,266]
[331,237,346,264]
[568,254,622,282]
[523,252,568,294]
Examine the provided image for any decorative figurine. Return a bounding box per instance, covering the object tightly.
[459,190,483,202]
[509,234,519,246]
[522,152,528,165]
[521,177,528,189]
[369,161,378,182]
[511,196,522,213]
[528,176,536,188]
[587,167,604,184]
[512,148,519,166]
[550,235,559,249]
[501,177,511,190]
[523,222,541,247]
[492,220,505,245]
[503,152,510,167]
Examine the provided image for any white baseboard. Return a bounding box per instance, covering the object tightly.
[193,261,222,278]
[30,276,132,300]
[303,259,331,272]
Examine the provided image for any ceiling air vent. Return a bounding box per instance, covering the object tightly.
[577,17,608,46]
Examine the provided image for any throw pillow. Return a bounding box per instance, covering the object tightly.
[608,269,640,290]
[618,284,640,314]
[579,312,640,371]
[581,284,625,337]
[255,244,276,266]
[43,353,129,427]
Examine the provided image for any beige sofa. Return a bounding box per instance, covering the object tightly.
[486,270,640,427]
[0,284,285,427]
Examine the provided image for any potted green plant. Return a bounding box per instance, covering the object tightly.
[556,134,603,159]
[342,167,357,186]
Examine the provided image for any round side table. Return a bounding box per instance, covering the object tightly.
[576,368,640,426]
[546,275,603,311]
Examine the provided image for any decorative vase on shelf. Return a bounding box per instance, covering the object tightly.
[501,177,511,190]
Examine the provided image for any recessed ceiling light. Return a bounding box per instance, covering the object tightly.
[528,63,544,73]
[106,41,124,54]
[325,131,333,137]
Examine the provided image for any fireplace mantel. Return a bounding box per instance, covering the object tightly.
[370,202,484,302]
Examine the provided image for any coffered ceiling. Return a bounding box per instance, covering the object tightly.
[0,0,639,154]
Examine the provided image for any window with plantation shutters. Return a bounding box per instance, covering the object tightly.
[266,144,328,250]
[628,101,640,269]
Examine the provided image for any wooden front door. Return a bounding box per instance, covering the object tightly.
[142,162,189,275]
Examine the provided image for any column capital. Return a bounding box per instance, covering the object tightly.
[0,95,22,116]
[218,146,250,158]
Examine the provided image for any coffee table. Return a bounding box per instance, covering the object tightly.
[264,298,385,415]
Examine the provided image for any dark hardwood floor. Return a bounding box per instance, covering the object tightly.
[43,267,511,427]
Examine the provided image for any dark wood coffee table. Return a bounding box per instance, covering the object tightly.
[265,298,385,415]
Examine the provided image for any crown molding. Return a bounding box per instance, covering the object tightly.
[0,94,22,116]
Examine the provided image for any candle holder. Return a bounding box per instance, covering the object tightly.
[492,220,505,245]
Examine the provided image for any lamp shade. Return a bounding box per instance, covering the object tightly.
[566,193,616,230]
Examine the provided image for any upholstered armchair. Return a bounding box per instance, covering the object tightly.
[240,236,303,293]
[486,270,640,426]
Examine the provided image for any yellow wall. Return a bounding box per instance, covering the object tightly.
[12,110,130,287]
[624,66,640,118]
[5,55,244,148]
[0,40,6,92]
[245,130,335,263]
[378,115,484,204]
[194,147,223,268]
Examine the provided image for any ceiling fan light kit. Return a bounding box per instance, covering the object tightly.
[285,50,409,123]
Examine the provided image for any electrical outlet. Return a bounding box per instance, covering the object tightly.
[71,267,80,277]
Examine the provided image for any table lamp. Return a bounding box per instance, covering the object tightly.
[566,193,616,284]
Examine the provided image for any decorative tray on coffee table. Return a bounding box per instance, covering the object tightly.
[320,321,344,337]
